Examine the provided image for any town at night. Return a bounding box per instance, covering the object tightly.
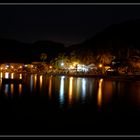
[0,3,140,136]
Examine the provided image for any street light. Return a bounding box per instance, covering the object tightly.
[99,64,102,68]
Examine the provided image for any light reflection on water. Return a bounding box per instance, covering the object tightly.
[59,76,65,105]
[48,76,52,99]
[68,77,73,105]
[97,79,103,109]
[1,74,140,109]
[82,78,86,102]
[30,75,33,93]
[19,84,22,95]
[10,84,14,95]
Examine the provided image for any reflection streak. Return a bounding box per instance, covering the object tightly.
[10,84,14,95]
[97,79,103,108]
[68,77,73,105]
[34,74,37,90]
[82,78,86,101]
[30,75,33,92]
[40,75,43,91]
[48,76,52,99]
[19,84,22,95]
[4,84,9,95]
[60,76,65,105]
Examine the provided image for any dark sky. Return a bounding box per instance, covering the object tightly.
[1,5,140,46]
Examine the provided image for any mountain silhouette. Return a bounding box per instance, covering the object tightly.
[0,19,140,63]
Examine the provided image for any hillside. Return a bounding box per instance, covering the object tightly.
[0,39,65,63]
[67,19,140,59]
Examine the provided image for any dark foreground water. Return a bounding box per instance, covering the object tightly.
[0,73,140,135]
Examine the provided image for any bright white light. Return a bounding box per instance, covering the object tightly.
[82,78,86,99]
[5,72,9,79]
[61,63,64,66]
[61,76,65,79]
[60,76,65,105]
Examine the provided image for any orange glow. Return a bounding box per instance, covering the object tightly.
[19,84,22,95]
[11,73,14,79]
[10,84,14,95]
[97,78,103,108]
[49,66,52,69]
[0,72,3,78]
[99,64,102,68]
[19,74,22,79]
[34,74,37,90]
[40,75,43,90]
[48,76,52,98]
[68,77,73,105]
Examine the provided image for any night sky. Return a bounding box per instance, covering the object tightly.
[1,5,140,46]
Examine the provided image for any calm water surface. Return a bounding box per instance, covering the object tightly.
[0,73,140,135]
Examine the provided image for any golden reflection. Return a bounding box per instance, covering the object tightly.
[97,78,103,108]
[40,75,43,90]
[19,84,22,95]
[19,74,22,79]
[34,74,37,90]
[10,84,14,95]
[68,77,73,105]
[11,73,14,79]
[0,72,3,78]
[76,78,80,101]
[48,76,52,99]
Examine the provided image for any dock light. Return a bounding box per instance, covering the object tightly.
[99,64,102,68]
[49,66,52,69]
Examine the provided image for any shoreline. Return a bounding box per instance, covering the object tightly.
[2,71,140,81]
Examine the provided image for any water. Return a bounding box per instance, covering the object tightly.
[0,73,140,135]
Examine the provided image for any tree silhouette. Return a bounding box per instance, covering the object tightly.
[40,53,47,62]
